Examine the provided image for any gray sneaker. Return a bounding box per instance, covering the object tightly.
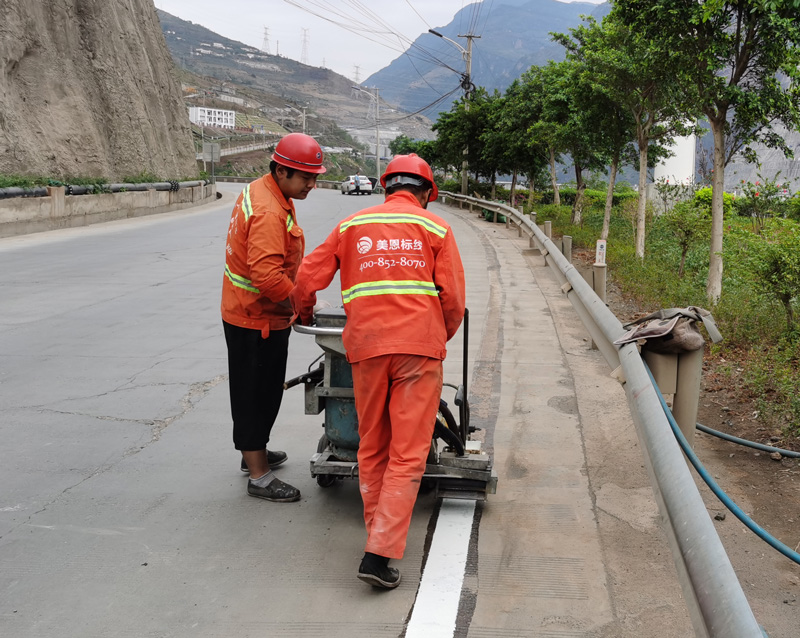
[247,477,301,502]
[240,450,288,473]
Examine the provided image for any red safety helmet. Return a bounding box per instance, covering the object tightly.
[380,153,438,202]
[271,133,326,174]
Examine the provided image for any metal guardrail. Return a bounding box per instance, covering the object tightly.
[440,192,763,638]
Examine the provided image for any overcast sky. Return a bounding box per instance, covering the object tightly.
[154,0,602,80]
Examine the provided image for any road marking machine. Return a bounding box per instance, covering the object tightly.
[285,307,497,500]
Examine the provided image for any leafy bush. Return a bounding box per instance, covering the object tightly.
[121,171,161,184]
[724,220,800,332]
[539,187,637,208]
[692,187,734,218]
[658,201,712,277]
[733,173,792,232]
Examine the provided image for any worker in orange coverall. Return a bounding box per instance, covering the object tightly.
[291,154,466,588]
[222,132,325,503]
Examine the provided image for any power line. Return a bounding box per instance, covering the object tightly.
[281,0,465,82]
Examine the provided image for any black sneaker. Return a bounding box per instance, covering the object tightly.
[247,477,301,502]
[240,450,288,473]
[357,553,401,589]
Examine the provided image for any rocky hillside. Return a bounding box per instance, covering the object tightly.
[157,10,436,141]
[0,0,196,180]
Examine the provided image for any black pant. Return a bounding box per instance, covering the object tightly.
[223,321,291,451]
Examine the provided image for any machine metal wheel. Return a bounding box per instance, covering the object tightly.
[315,434,337,487]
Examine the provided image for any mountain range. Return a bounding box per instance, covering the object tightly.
[368,0,611,118]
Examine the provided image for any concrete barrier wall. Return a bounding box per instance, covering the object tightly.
[215,176,340,191]
[0,184,218,238]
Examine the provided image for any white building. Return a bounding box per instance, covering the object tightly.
[654,133,696,185]
[188,106,236,129]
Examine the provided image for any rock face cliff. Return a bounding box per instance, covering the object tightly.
[0,0,196,180]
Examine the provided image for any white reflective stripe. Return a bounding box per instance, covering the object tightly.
[340,213,446,238]
[342,279,438,303]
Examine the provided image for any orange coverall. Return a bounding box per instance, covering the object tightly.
[292,191,466,558]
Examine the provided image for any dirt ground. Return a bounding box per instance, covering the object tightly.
[572,247,800,635]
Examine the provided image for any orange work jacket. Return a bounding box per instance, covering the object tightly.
[292,191,466,362]
[221,174,305,337]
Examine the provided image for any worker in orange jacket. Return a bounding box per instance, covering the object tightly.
[292,154,466,588]
[222,132,326,503]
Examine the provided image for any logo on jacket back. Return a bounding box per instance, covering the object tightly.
[357,237,373,254]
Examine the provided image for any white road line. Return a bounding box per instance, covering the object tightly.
[405,498,476,638]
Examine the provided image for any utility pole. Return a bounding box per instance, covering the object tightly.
[353,65,361,84]
[460,34,478,197]
[374,87,380,185]
[352,85,380,188]
[428,30,479,195]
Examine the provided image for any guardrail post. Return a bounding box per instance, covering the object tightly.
[588,263,607,350]
[592,263,607,304]
[562,235,572,264]
[641,348,699,447]
[673,348,703,446]
[516,206,523,235]
[544,220,552,239]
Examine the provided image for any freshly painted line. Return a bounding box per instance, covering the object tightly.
[405,498,476,637]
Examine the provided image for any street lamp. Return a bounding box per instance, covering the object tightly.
[352,85,381,189]
[428,28,479,196]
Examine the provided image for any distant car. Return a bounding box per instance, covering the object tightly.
[341,175,373,195]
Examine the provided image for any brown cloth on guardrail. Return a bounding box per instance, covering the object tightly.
[613,307,723,354]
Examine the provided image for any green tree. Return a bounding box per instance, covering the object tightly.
[553,17,640,240]
[520,61,609,225]
[564,13,692,255]
[388,136,439,171]
[482,83,550,204]
[517,65,568,206]
[615,0,800,302]
[388,134,417,156]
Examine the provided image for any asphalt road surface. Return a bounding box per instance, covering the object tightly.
[2,183,793,637]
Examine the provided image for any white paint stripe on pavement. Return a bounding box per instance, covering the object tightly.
[405,498,476,638]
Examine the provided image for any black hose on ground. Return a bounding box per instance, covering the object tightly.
[696,422,800,458]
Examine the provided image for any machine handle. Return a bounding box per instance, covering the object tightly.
[293,324,344,336]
